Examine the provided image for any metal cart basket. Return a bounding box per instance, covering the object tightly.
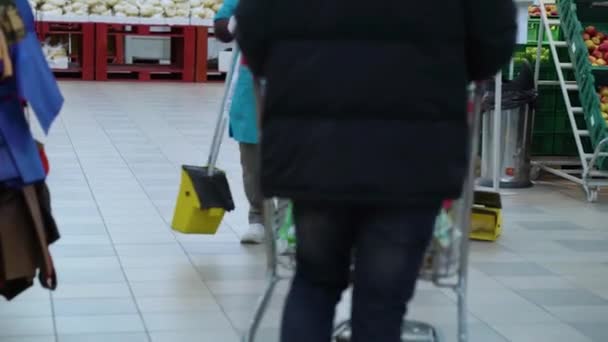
[242,84,485,342]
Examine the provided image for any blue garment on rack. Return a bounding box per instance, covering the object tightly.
[0,0,63,184]
[14,0,64,134]
[0,132,20,181]
[0,90,44,184]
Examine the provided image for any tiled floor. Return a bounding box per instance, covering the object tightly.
[1,82,608,342]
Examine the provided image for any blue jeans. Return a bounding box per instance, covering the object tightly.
[280,201,439,342]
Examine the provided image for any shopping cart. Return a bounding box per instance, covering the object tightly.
[243,83,485,342]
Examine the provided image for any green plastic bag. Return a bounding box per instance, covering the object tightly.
[277,202,296,254]
[275,202,458,253]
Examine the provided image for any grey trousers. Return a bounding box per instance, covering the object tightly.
[239,143,263,225]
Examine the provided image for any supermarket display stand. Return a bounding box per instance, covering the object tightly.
[191,19,219,82]
[531,0,608,202]
[194,26,210,82]
[36,14,95,80]
[94,19,196,82]
[34,14,217,82]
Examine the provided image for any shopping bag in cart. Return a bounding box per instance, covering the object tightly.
[276,202,296,255]
[421,200,462,277]
[274,200,460,259]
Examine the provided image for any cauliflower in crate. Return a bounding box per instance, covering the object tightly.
[63,0,89,15]
[191,0,220,18]
[89,2,111,15]
[138,0,163,18]
[158,0,189,18]
[113,2,139,16]
[40,3,63,15]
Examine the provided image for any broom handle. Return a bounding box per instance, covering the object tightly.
[207,46,242,176]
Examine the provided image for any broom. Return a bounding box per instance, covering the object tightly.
[171,47,242,234]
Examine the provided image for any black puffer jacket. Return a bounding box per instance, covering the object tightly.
[236,0,516,203]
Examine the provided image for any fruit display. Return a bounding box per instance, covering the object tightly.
[528,4,558,17]
[598,86,608,125]
[583,26,608,67]
[513,46,551,64]
[29,0,222,18]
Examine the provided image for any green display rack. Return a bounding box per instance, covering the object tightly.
[558,0,608,169]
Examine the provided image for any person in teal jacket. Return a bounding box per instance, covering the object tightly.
[215,0,263,243]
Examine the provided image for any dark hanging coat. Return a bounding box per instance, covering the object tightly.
[236,0,517,203]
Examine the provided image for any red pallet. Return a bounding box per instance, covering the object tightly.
[95,23,195,82]
[36,21,95,80]
[195,26,208,82]
[195,27,228,83]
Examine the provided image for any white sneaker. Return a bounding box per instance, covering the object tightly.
[240,223,265,244]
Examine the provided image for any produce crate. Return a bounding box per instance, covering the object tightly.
[575,3,608,85]
[553,91,585,131]
[508,45,557,80]
[580,76,608,166]
[36,21,95,80]
[531,132,555,155]
[533,114,556,133]
[95,23,196,82]
[558,0,608,168]
[555,90,582,113]
[536,88,557,115]
[553,132,579,155]
[554,109,587,131]
[559,0,608,81]
[528,19,563,44]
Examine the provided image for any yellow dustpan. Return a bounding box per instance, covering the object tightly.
[171,48,242,234]
[172,166,234,234]
[470,190,502,241]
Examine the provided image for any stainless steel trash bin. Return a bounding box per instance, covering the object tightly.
[479,62,536,188]
[480,104,534,188]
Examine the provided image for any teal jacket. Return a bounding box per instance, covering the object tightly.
[215,0,258,144]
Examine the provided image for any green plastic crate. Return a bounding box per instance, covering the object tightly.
[552,133,593,156]
[536,88,557,115]
[531,133,555,155]
[558,0,608,169]
[581,77,608,165]
[555,91,582,113]
[559,1,608,83]
[554,111,587,131]
[553,133,579,156]
[571,4,608,85]
[534,115,556,133]
[528,19,563,43]
[508,45,557,81]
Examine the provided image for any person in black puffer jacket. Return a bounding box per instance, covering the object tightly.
[236,0,516,341]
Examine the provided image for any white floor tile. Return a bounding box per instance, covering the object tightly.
[55,315,146,335]
[5,81,603,342]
